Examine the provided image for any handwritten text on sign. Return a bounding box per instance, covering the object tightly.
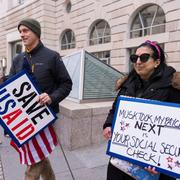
[107,96,180,178]
[0,71,56,147]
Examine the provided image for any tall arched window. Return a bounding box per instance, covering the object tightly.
[130,5,165,38]
[61,29,75,50]
[89,20,111,45]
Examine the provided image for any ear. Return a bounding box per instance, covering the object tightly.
[155,59,160,68]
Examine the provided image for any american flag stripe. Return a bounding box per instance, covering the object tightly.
[19,148,25,164]
[24,144,31,164]
[21,146,28,164]
[28,139,41,163]
[10,126,58,165]
[26,142,35,164]
[36,133,49,156]
[48,126,58,146]
[40,131,52,153]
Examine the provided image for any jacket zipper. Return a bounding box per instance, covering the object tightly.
[29,54,34,73]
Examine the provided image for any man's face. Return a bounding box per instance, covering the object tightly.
[18,25,39,50]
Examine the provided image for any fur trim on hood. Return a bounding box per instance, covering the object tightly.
[172,72,180,89]
[115,75,128,91]
[115,71,180,91]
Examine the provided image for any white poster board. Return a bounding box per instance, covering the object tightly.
[107,96,180,178]
[0,70,57,147]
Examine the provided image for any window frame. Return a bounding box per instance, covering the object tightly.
[61,29,76,50]
[89,20,111,46]
[130,5,166,38]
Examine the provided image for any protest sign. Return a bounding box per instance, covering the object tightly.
[0,70,57,147]
[107,96,180,178]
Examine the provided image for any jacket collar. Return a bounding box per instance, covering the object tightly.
[123,64,175,90]
[25,41,44,55]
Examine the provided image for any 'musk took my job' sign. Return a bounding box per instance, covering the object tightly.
[0,70,56,147]
[107,96,180,178]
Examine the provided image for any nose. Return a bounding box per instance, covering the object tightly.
[20,32,24,37]
[19,30,25,38]
[136,57,142,64]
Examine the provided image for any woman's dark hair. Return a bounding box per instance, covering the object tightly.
[137,40,166,64]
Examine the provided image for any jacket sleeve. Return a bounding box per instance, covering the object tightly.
[103,91,120,129]
[49,53,72,104]
[8,59,16,78]
[168,87,180,103]
[103,75,127,129]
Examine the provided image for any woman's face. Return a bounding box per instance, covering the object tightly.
[133,46,160,80]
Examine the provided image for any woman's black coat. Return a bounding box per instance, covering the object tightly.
[103,65,180,129]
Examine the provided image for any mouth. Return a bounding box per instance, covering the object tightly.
[135,65,143,69]
[135,66,144,72]
[22,37,28,41]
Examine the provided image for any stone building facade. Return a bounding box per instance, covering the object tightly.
[0,0,180,75]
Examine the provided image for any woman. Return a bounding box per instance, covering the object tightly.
[103,40,180,180]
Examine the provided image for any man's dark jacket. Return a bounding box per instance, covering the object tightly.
[9,41,72,113]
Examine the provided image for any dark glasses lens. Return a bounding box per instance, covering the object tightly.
[130,53,151,63]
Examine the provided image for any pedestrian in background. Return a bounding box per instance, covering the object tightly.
[0,64,9,140]
[9,18,72,180]
[103,40,180,180]
[0,72,4,144]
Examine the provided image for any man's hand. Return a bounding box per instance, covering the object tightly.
[37,93,52,105]
[103,127,112,140]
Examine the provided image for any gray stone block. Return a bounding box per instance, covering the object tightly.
[57,99,112,150]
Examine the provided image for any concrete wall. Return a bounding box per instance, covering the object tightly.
[54,99,113,150]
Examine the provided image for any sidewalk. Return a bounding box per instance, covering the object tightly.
[0,128,108,180]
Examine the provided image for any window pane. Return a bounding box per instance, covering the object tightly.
[154,7,165,25]
[131,15,142,30]
[144,27,151,36]
[104,36,111,43]
[130,30,142,38]
[130,14,142,38]
[62,36,67,45]
[90,27,97,39]
[141,5,157,27]
[152,24,165,34]
[92,51,110,64]
[12,41,22,59]
[66,30,72,42]
[96,21,106,37]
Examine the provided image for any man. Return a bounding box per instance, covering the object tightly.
[9,18,72,180]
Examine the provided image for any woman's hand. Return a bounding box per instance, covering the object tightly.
[144,166,158,175]
[103,127,112,140]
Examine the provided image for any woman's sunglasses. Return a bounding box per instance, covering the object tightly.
[130,53,152,63]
